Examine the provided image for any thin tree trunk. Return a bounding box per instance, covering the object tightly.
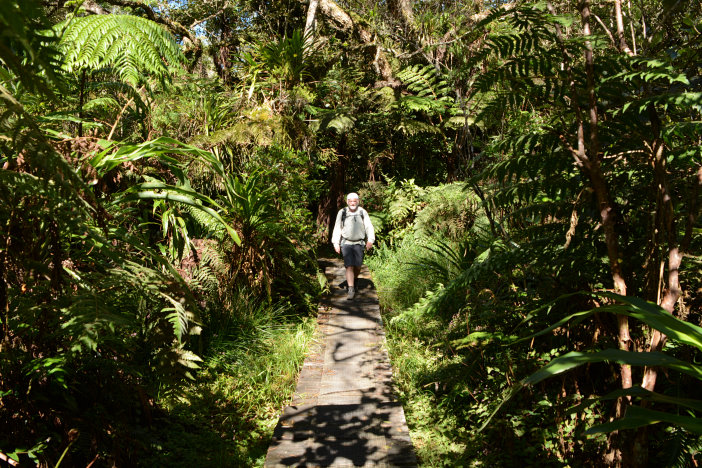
[640,106,680,389]
[550,3,632,391]
[614,0,634,55]
[568,10,633,463]
[636,106,699,433]
[627,0,637,54]
[317,142,348,243]
[579,0,631,371]
[304,0,319,43]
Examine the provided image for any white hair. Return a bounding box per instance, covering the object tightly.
[346,192,359,200]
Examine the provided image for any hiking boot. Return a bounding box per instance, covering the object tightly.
[346,286,355,300]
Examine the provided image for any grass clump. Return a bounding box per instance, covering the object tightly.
[366,236,445,312]
[141,294,317,467]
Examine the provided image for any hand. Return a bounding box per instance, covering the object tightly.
[365,241,373,251]
[334,245,340,254]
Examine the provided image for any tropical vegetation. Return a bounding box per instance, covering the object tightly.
[1,0,700,466]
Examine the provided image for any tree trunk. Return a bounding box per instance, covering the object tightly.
[550,2,631,360]
[387,0,415,32]
[304,0,320,44]
[317,0,400,86]
[614,0,633,55]
[317,139,348,243]
[561,7,633,462]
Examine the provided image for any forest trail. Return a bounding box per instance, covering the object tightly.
[264,258,417,467]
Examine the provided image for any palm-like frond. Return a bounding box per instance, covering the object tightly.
[397,64,454,116]
[59,14,184,86]
[257,29,315,87]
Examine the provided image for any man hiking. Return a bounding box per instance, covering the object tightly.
[331,192,375,300]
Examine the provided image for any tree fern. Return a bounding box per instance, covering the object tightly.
[59,14,184,86]
[397,64,454,115]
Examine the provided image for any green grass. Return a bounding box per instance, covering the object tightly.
[140,300,317,467]
[368,234,476,466]
[366,235,447,312]
[384,331,470,467]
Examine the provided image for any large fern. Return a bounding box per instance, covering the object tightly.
[397,64,459,117]
[59,14,184,86]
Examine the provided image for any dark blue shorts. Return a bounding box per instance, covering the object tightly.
[341,244,365,267]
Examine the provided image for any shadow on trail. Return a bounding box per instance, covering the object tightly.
[337,277,374,291]
[267,389,415,467]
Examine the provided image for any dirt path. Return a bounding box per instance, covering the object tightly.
[264,258,417,467]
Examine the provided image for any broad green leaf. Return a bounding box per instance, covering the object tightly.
[586,406,702,435]
[125,189,240,245]
[516,292,702,351]
[524,350,702,385]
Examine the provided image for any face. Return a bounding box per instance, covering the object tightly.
[347,197,359,210]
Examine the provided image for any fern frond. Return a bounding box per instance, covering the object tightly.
[59,14,184,87]
[85,80,148,112]
[186,204,227,240]
[306,107,356,133]
[398,64,452,100]
[400,95,448,114]
[83,96,120,112]
[395,118,443,136]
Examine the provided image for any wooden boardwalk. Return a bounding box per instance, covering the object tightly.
[264,258,417,467]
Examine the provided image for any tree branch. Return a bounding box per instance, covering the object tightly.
[592,13,617,49]
[190,2,231,29]
[317,0,400,86]
[613,0,634,55]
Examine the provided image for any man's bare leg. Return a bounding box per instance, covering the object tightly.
[345,266,357,300]
[346,266,355,288]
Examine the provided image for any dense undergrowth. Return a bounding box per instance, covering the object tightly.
[365,180,702,467]
[140,295,316,467]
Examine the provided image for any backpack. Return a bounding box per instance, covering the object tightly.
[340,207,364,228]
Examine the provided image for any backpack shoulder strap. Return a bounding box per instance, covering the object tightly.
[341,207,347,227]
